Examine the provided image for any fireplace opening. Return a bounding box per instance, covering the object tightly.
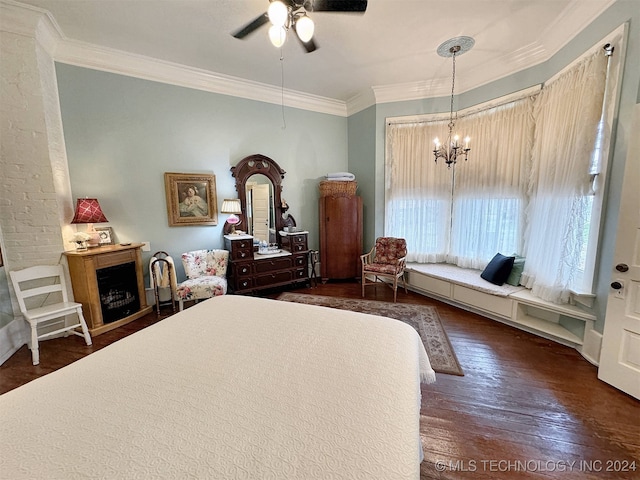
[96,262,140,323]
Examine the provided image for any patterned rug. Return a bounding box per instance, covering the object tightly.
[276,293,463,376]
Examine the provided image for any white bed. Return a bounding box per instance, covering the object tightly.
[0,295,435,479]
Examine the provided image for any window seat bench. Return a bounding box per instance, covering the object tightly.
[405,263,597,360]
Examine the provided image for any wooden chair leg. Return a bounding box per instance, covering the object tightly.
[30,322,39,366]
[393,277,398,303]
[77,308,92,346]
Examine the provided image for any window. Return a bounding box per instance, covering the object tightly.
[385,40,617,303]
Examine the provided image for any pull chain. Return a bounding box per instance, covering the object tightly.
[280,50,287,130]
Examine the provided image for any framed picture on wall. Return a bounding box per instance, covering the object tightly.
[164,172,218,227]
[95,227,115,245]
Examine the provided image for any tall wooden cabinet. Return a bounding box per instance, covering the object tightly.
[319,196,363,281]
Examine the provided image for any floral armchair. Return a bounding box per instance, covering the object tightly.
[176,249,229,311]
[361,237,408,303]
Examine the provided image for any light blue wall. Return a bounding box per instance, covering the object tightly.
[347,0,640,330]
[56,66,348,282]
[347,105,376,248]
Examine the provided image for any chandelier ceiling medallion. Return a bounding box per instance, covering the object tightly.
[433,36,475,167]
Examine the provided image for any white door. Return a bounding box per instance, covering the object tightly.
[251,184,270,243]
[598,104,640,399]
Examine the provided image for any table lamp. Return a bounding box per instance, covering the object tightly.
[71,198,108,247]
[221,199,242,234]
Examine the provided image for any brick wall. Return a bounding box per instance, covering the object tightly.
[0,6,75,335]
[0,15,73,273]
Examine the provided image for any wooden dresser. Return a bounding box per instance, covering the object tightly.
[319,196,363,281]
[64,243,152,335]
[225,233,309,294]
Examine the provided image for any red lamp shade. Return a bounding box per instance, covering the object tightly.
[71,198,108,224]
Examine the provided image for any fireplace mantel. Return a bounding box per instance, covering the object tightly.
[64,243,152,335]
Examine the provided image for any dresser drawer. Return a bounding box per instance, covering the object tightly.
[290,234,308,247]
[254,257,293,273]
[225,237,254,261]
[234,276,253,291]
[293,254,307,268]
[254,270,293,287]
[293,268,308,280]
[233,262,252,277]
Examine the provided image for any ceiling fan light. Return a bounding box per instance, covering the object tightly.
[267,1,288,27]
[268,25,287,47]
[295,15,314,43]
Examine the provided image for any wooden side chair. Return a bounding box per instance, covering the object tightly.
[361,237,408,302]
[9,264,92,365]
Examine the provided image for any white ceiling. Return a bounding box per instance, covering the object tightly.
[10,0,615,106]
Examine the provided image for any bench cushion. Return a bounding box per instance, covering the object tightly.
[407,263,525,297]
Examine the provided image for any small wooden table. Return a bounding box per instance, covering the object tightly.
[64,243,152,335]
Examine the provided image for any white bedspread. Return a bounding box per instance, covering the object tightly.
[0,295,433,479]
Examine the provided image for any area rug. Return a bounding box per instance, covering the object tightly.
[276,293,463,376]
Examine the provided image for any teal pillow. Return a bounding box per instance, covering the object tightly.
[506,255,525,286]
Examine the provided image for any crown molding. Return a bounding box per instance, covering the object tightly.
[0,0,58,54]
[2,0,616,116]
[345,88,376,116]
[372,0,616,105]
[1,0,348,117]
[55,38,347,116]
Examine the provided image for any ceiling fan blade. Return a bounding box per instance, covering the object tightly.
[296,33,318,53]
[307,0,368,12]
[232,13,269,39]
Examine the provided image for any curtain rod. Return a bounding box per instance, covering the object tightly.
[387,85,541,126]
[387,39,616,128]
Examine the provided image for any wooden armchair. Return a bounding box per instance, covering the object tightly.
[176,249,229,311]
[361,237,408,302]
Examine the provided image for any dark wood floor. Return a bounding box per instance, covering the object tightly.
[2,281,638,479]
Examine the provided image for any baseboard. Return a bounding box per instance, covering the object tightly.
[580,329,603,366]
[0,318,27,366]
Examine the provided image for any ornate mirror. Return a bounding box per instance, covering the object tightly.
[230,154,294,242]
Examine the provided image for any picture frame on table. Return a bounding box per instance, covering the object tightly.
[164,172,218,227]
[95,227,115,246]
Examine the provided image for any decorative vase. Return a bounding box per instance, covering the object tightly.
[75,240,88,251]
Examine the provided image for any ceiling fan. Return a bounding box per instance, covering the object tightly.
[232,0,368,53]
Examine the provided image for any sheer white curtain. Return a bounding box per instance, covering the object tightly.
[521,51,607,303]
[449,98,535,269]
[385,120,452,262]
[386,96,535,267]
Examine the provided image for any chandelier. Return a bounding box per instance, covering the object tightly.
[433,36,475,167]
[267,1,315,48]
